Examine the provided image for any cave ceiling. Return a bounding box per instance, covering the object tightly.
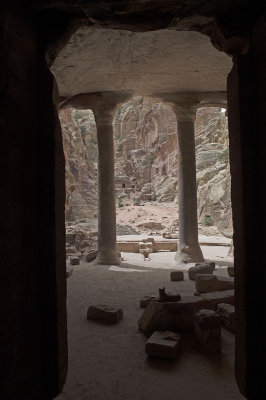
[51,28,232,99]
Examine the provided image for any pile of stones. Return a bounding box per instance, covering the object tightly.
[139,261,235,359]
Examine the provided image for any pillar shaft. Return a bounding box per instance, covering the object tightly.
[174,104,204,263]
[95,111,120,265]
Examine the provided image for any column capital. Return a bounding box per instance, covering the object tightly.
[59,90,133,124]
[172,102,198,122]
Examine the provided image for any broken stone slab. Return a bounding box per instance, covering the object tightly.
[140,295,159,308]
[84,250,98,262]
[227,266,235,277]
[195,261,215,269]
[194,309,221,353]
[217,276,234,291]
[188,263,215,280]
[195,274,218,293]
[138,290,234,334]
[87,305,123,323]
[145,331,182,359]
[70,256,80,265]
[216,303,235,333]
[139,242,153,252]
[170,270,184,281]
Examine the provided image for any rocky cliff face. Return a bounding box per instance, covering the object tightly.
[60,98,232,237]
[59,108,97,222]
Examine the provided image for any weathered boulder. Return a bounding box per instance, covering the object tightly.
[188,263,215,280]
[87,305,123,323]
[195,274,218,293]
[194,309,221,353]
[145,331,182,359]
[216,303,235,333]
[138,290,234,334]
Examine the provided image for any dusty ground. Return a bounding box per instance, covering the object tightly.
[115,199,221,236]
[57,246,243,400]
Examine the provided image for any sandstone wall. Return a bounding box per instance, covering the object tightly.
[60,99,232,237]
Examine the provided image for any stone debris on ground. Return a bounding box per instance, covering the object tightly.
[138,290,234,334]
[195,274,218,293]
[217,276,234,291]
[87,304,123,323]
[140,295,158,308]
[145,331,182,359]
[188,262,215,280]
[194,309,221,353]
[70,256,80,265]
[227,266,235,277]
[170,270,184,281]
[216,303,235,333]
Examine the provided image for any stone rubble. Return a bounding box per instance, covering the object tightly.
[87,305,123,323]
[194,309,221,353]
[145,331,182,359]
[216,303,235,333]
[170,270,184,281]
[188,263,215,280]
[138,290,234,334]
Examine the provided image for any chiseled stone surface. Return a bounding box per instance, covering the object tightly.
[217,303,235,333]
[195,274,218,293]
[170,270,184,281]
[194,309,221,353]
[87,305,123,323]
[138,290,234,334]
[52,29,231,97]
[145,331,182,359]
[188,263,215,280]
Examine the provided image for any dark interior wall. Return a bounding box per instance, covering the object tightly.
[0,7,67,400]
[227,16,266,399]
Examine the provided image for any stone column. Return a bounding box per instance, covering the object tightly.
[173,103,205,264]
[93,107,120,265]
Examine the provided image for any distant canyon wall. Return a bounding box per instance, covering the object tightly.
[59,97,232,237]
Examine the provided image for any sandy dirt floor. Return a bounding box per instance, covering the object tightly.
[57,244,243,400]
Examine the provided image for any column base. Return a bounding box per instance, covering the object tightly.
[175,243,205,264]
[95,248,121,265]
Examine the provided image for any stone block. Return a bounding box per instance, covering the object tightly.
[217,277,234,291]
[188,263,215,280]
[139,242,153,251]
[145,331,182,359]
[194,309,221,353]
[138,290,234,334]
[216,303,235,333]
[85,250,98,262]
[142,237,155,244]
[70,256,80,265]
[66,232,75,245]
[227,266,235,277]
[140,295,158,308]
[170,270,184,281]
[195,274,218,293]
[87,305,123,323]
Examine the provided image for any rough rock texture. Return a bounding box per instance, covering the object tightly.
[60,101,232,237]
[194,310,221,353]
[59,108,97,221]
[216,303,235,333]
[145,331,182,359]
[138,290,234,334]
